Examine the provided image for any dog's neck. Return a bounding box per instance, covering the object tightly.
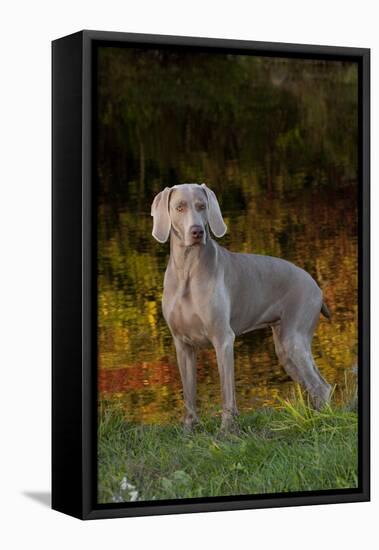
[169,227,214,281]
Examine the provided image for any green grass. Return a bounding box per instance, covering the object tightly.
[98,386,358,503]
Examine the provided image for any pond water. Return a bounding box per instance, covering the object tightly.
[97,184,358,424]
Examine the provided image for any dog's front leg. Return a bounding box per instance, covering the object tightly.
[213,331,239,431]
[173,338,199,431]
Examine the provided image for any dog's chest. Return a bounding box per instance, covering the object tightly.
[163,281,209,346]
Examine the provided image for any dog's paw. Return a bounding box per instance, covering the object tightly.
[219,413,240,436]
[310,383,333,411]
[182,414,200,434]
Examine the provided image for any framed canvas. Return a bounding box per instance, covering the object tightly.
[52,30,370,520]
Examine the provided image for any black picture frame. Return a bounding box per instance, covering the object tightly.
[52,30,370,520]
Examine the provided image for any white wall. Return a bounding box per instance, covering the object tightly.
[0,1,376,548]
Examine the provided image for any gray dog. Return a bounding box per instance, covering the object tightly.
[151,183,332,431]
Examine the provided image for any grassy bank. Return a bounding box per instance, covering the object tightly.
[98,388,358,504]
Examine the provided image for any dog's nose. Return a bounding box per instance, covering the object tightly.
[190,225,204,240]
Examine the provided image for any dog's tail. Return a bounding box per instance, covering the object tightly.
[321,301,331,320]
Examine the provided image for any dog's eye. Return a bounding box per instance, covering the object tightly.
[198,204,206,210]
[176,205,184,212]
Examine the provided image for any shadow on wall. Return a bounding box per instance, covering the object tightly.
[22,491,51,508]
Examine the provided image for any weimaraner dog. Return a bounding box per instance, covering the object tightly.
[151,183,332,431]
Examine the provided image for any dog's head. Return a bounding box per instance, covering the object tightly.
[151,183,227,246]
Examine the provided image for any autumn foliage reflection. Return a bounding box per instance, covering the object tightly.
[98,187,357,423]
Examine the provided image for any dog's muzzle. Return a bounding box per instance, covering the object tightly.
[189,225,205,245]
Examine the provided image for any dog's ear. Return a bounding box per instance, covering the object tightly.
[201,184,227,238]
[151,187,172,243]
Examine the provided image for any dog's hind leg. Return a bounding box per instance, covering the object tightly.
[272,324,332,410]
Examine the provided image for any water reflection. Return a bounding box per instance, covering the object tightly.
[98,185,357,423]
